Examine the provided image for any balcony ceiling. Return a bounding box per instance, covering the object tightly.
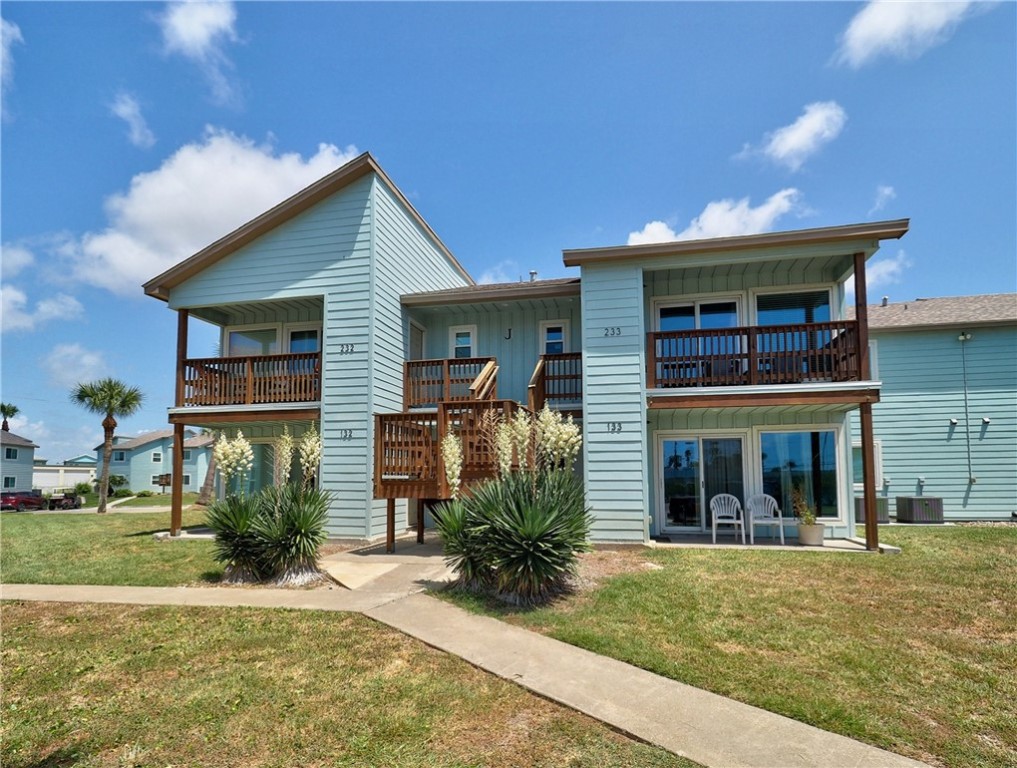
[644,252,856,289]
[188,296,324,326]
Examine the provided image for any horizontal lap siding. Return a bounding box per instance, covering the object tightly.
[169,177,375,537]
[852,325,1017,519]
[419,302,582,404]
[582,265,647,542]
[370,179,471,536]
[1,450,35,491]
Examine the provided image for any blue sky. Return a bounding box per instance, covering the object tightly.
[2,1,1014,463]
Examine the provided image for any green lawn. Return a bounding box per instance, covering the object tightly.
[114,491,200,507]
[1,508,220,586]
[1,602,693,768]
[444,526,1017,768]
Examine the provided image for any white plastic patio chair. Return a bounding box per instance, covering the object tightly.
[745,493,785,545]
[709,493,745,545]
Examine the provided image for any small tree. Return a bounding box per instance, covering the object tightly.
[0,402,19,432]
[70,379,144,514]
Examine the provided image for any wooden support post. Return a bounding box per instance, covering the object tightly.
[853,251,879,552]
[170,423,185,536]
[417,499,425,544]
[175,309,188,407]
[386,498,396,553]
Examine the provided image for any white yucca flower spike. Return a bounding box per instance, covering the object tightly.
[441,432,464,499]
[299,423,322,488]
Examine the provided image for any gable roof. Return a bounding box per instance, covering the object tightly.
[0,430,39,449]
[94,429,177,452]
[562,219,910,267]
[851,293,1017,331]
[143,152,473,301]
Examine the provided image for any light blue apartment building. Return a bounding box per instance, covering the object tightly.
[96,429,211,494]
[1,429,38,492]
[145,153,906,547]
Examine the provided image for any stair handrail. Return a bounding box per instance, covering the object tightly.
[469,359,499,400]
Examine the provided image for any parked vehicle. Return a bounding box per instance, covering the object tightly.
[1,491,47,511]
[47,489,83,510]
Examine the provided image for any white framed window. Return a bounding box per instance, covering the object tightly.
[113,451,126,462]
[3,476,16,489]
[225,324,282,357]
[182,474,192,486]
[4,447,18,460]
[851,440,883,492]
[152,475,163,485]
[539,320,570,355]
[286,324,322,354]
[448,325,477,359]
[152,452,162,463]
[182,449,192,461]
[758,428,840,520]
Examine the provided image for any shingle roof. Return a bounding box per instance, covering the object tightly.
[184,433,214,449]
[850,293,1017,330]
[94,429,176,452]
[0,430,39,449]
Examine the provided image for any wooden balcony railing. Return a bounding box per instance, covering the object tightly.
[647,321,861,389]
[374,399,529,499]
[528,352,583,413]
[403,357,497,409]
[180,352,321,407]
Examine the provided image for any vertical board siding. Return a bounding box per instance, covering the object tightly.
[369,178,472,536]
[581,264,647,541]
[417,300,582,404]
[850,325,1017,519]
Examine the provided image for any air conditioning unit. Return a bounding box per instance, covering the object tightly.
[895,496,944,524]
[855,497,889,524]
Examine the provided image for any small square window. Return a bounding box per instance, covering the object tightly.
[113,451,126,462]
[152,452,162,463]
[182,449,192,461]
[151,475,162,485]
[182,475,192,486]
[4,447,18,461]
[3,476,16,489]
[449,326,476,359]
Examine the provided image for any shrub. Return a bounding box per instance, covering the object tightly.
[206,495,267,584]
[112,488,133,498]
[436,470,592,605]
[205,484,332,586]
[74,482,93,496]
[136,490,154,498]
[433,498,492,590]
[256,484,331,586]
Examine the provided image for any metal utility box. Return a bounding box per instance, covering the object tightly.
[855,496,889,524]
[895,496,944,523]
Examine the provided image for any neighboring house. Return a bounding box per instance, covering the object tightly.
[145,152,905,546]
[32,460,97,492]
[1,430,39,492]
[64,453,98,468]
[94,429,212,493]
[848,294,1017,520]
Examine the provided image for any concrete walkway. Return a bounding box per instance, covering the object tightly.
[3,544,928,768]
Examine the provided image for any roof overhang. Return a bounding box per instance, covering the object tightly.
[563,219,910,268]
[402,279,581,307]
[143,152,473,302]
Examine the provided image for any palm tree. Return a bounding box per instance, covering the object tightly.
[71,378,144,514]
[0,402,19,432]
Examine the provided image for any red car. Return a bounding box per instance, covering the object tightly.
[1,491,47,511]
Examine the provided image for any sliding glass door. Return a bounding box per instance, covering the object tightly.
[660,435,745,531]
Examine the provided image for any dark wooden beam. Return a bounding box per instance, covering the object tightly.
[168,407,320,425]
[417,499,425,544]
[647,388,880,409]
[175,310,189,408]
[170,423,185,536]
[386,498,396,553]
[854,250,880,551]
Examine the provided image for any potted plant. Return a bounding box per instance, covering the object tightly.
[793,487,824,546]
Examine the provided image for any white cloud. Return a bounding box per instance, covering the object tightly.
[1,243,34,277]
[158,0,241,106]
[41,344,107,389]
[62,128,358,296]
[845,250,912,296]
[1,284,85,333]
[1,17,24,117]
[629,188,803,246]
[835,1,986,69]
[477,259,519,284]
[868,184,897,216]
[7,415,50,445]
[740,102,847,172]
[110,92,156,148]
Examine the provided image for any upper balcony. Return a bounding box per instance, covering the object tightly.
[647,320,861,389]
[179,352,322,407]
